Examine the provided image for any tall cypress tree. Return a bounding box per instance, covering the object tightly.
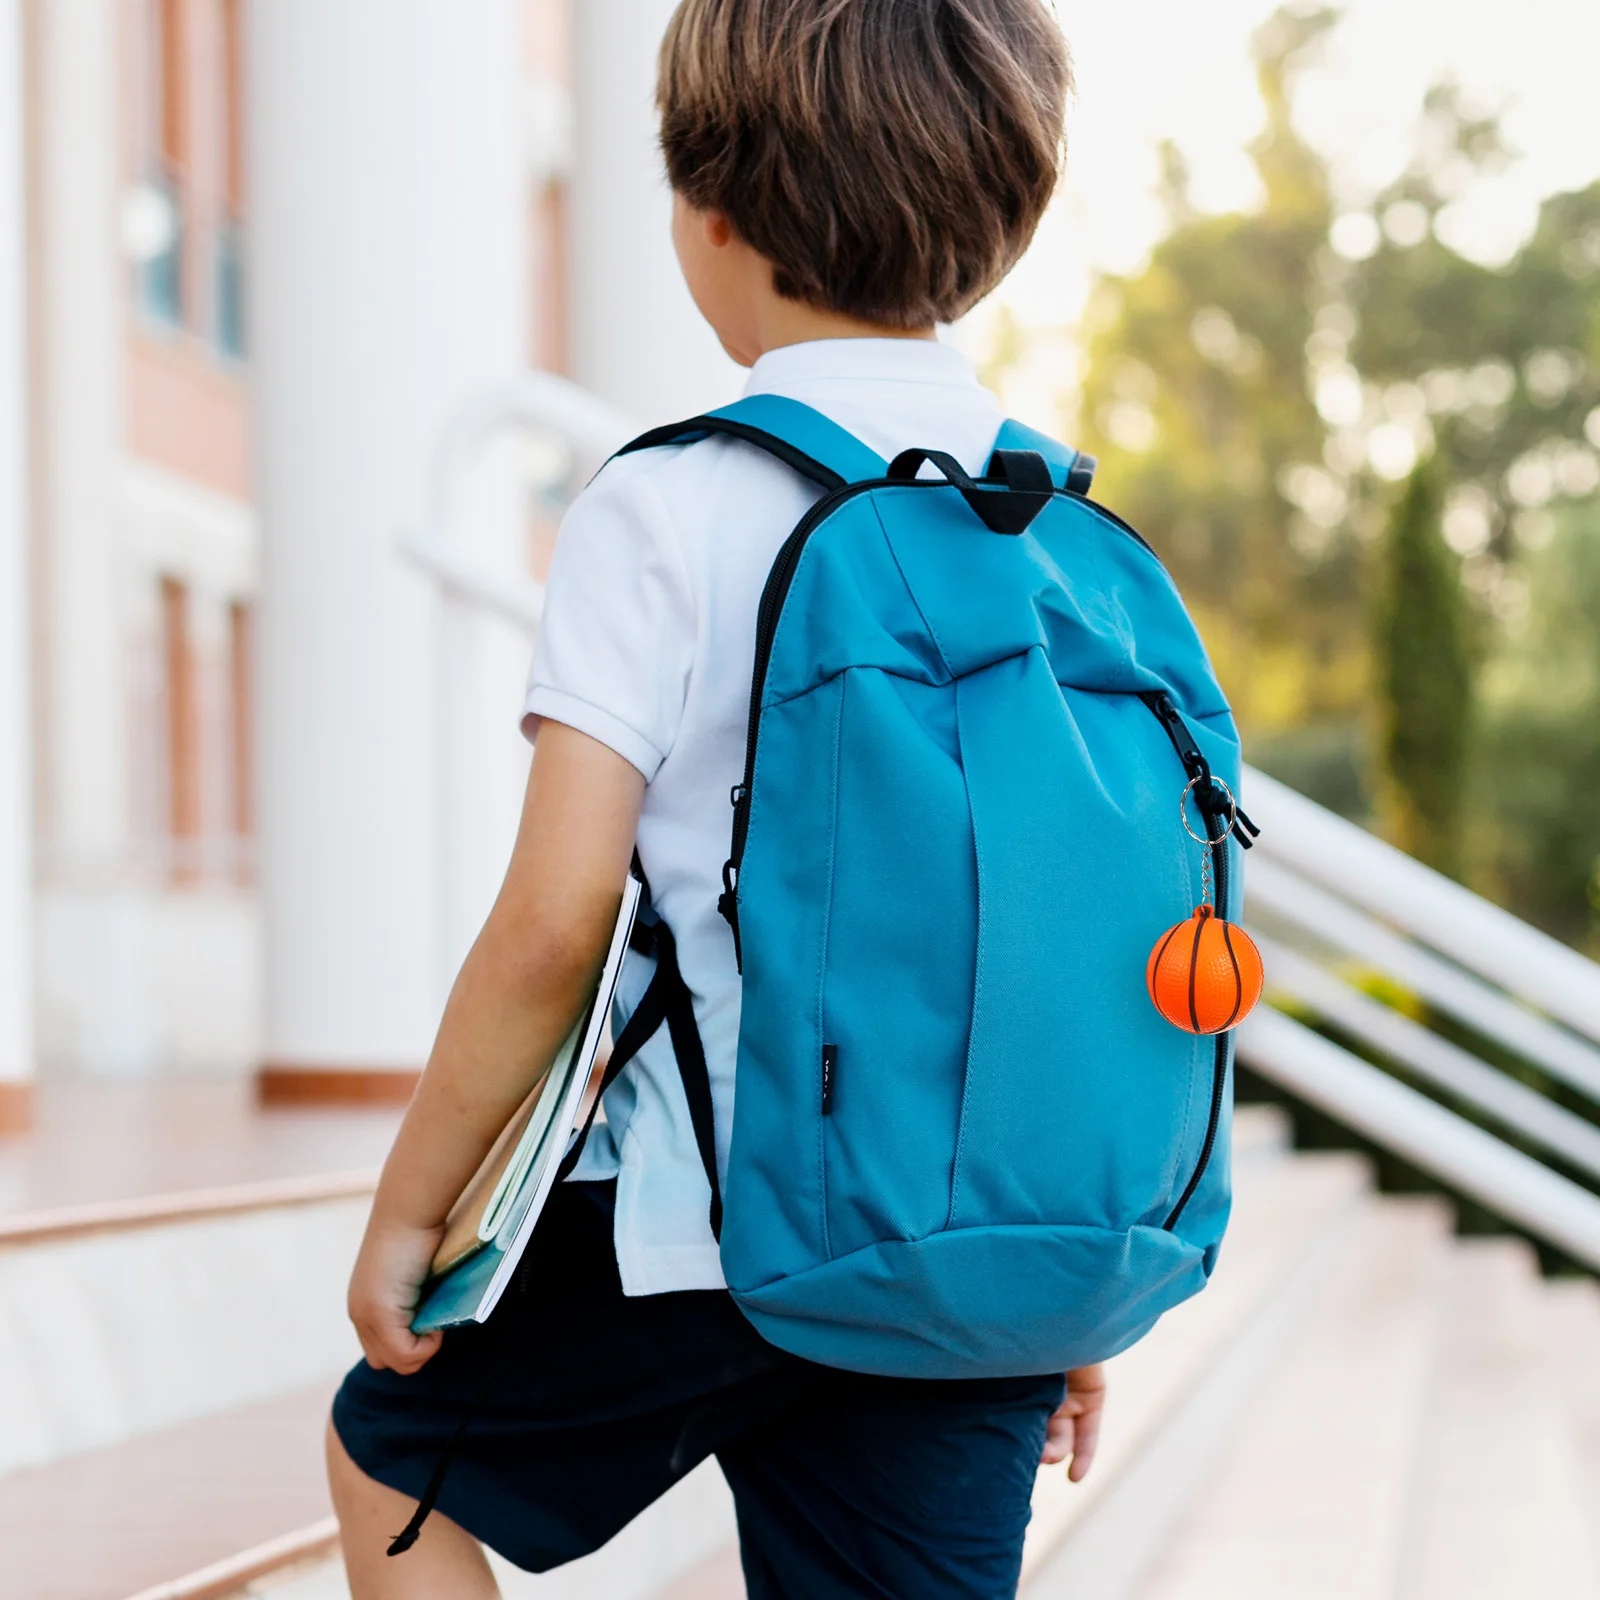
[1375,458,1472,874]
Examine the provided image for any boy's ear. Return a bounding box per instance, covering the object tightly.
[702,209,736,250]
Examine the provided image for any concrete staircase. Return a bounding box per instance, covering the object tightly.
[7,1107,1599,1600]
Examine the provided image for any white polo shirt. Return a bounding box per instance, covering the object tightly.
[524,337,1005,1295]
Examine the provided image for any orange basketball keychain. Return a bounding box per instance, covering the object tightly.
[1147,775,1264,1035]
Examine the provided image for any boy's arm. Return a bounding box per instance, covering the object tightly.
[347,721,645,1373]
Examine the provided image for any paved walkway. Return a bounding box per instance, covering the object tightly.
[0,1080,402,1218]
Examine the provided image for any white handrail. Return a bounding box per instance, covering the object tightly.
[1255,936,1600,1183]
[403,368,637,638]
[397,532,545,636]
[1243,765,1600,1045]
[1247,856,1600,1101]
[403,371,634,1002]
[1238,1008,1600,1272]
[422,370,638,550]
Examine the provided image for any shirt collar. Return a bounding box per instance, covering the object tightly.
[744,337,982,395]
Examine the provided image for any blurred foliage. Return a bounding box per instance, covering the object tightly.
[1474,505,1600,952]
[1075,7,1349,736]
[1050,2,1600,945]
[1374,458,1472,873]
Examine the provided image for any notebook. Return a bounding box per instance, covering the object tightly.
[411,872,643,1333]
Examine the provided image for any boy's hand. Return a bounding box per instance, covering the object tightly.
[1041,1364,1106,1482]
[347,1219,447,1374]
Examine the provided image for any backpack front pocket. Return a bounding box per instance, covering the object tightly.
[818,669,975,1260]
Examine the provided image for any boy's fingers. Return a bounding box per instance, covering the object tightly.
[357,1318,441,1375]
[1039,1413,1073,1465]
[1068,1403,1103,1482]
[385,1325,442,1372]
[1039,1402,1074,1464]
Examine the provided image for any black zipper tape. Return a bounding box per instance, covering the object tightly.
[1138,692,1241,1232]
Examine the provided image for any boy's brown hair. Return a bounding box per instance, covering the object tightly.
[659,0,1071,329]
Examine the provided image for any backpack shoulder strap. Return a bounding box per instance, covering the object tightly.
[615,394,888,492]
[991,418,1097,496]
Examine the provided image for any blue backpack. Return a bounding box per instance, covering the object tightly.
[601,395,1256,1380]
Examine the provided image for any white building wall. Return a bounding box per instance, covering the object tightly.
[0,0,29,1108]
[249,0,528,1075]
[31,0,126,876]
[571,0,743,422]
[25,0,173,1079]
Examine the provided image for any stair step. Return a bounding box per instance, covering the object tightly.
[1400,1238,1600,1599]
[1137,1196,1451,1600]
[1231,1102,1292,1165]
[0,1182,369,1475]
[0,1172,378,1250]
[1021,1150,1372,1597]
[0,1382,335,1600]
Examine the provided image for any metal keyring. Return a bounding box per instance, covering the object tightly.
[1180,775,1237,845]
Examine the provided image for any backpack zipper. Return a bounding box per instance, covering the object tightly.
[721,475,900,966]
[1137,690,1253,1233]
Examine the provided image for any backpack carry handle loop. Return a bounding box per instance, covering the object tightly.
[985,448,1057,496]
[886,448,1051,536]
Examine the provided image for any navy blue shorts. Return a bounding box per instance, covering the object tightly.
[333,1181,1065,1598]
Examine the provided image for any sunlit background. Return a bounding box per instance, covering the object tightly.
[4,3,1600,1597]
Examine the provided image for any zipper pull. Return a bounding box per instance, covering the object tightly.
[1232,806,1260,848]
[718,859,742,972]
[821,1045,838,1115]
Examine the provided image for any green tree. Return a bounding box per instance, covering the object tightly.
[1075,7,1354,741]
[1474,506,1600,949]
[1345,92,1600,580]
[1374,459,1472,873]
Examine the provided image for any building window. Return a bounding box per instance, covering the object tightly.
[532,179,570,377]
[136,0,190,329]
[228,599,254,878]
[214,221,245,359]
[219,0,244,213]
[158,0,189,171]
[161,576,202,881]
[214,0,247,358]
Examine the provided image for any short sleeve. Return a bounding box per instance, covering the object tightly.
[522,454,697,782]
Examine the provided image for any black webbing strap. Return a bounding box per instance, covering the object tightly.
[552,899,723,1240]
[657,922,723,1240]
[886,447,1051,535]
[616,415,847,493]
[985,448,1056,497]
[552,916,668,1186]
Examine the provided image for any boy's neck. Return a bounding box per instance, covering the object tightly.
[738,299,936,367]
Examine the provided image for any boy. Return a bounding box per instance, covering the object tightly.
[330,2,1103,1595]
